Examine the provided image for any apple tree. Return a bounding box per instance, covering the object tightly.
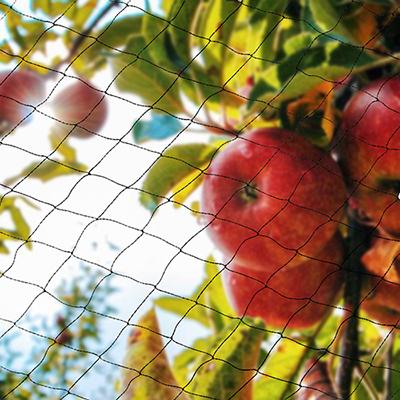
[1,0,400,399]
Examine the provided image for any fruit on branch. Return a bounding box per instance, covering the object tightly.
[223,234,344,329]
[0,69,45,134]
[51,79,108,138]
[339,77,400,236]
[202,128,346,271]
[362,277,400,328]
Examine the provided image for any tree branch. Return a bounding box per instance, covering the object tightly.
[336,218,370,398]
[53,0,120,72]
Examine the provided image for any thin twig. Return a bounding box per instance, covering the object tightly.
[383,333,395,400]
[281,311,334,399]
[354,364,379,400]
[52,0,120,72]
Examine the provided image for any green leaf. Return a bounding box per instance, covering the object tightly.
[121,309,189,399]
[248,41,376,110]
[168,0,205,64]
[31,0,71,17]
[173,336,213,386]
[195,256,235,331]
[284,32,316,55]
[307,0,356,43]
[155,255,234,332]
[254,0,290,63]
[69,0,99,30]
[49,132,79,163]
[186,319,265,399]
[112,35,184,114]
[4,159,87,186]
[154,296,211,328]
[0,197,36,252]
[254,338,307,399]
[139,143,219,211]
[142,12,176,71]
[74,14,144,77]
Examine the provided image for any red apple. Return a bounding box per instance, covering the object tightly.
[202,128,346,271]
[223,234,344,329]
[362,277,400,328]
[51,79,108,138]
[339,77,400,236]
[0,69,45,134]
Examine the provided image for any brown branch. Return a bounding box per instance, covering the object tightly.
[52,0,120,72]
[336,218,370,398]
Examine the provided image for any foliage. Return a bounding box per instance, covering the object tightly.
[1,0,400,398]
[0,265,116,399]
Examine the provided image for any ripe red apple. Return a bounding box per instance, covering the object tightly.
[0,69,45,134]
[362,277,400,328]
[338,77,400,236]
[223,234,344,329]
[51,79,108,138]
[202,128,346,271]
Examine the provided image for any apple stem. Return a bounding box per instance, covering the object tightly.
[336,217,370,399]
[242,184,258,202]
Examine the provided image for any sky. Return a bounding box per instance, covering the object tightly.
[0,1,218,398]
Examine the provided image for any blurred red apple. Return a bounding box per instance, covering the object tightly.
[223,234,344,329]
[0,69,45,134]
[202,128,346,271]
[339,77,400,236]
[51,79,108,138]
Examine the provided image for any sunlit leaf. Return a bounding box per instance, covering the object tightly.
[173,336,213,386]
[284,32,316,56]
[197,256,235,320]
[248,41,376,110]
[154,296,211,328]
[186,319,265,399]
[170,167,204,207]
[167,0,204,62]
[31,0,71,17]
[4,159,87,186]
[308,0,357,42]
[139,143,220,211]
[254,338,307,399]
[0,197,35,252]
[112,36,184,114]
[73,15,144,77]
[121,308,189,399]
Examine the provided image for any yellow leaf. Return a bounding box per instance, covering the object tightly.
[171,168,205,207]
